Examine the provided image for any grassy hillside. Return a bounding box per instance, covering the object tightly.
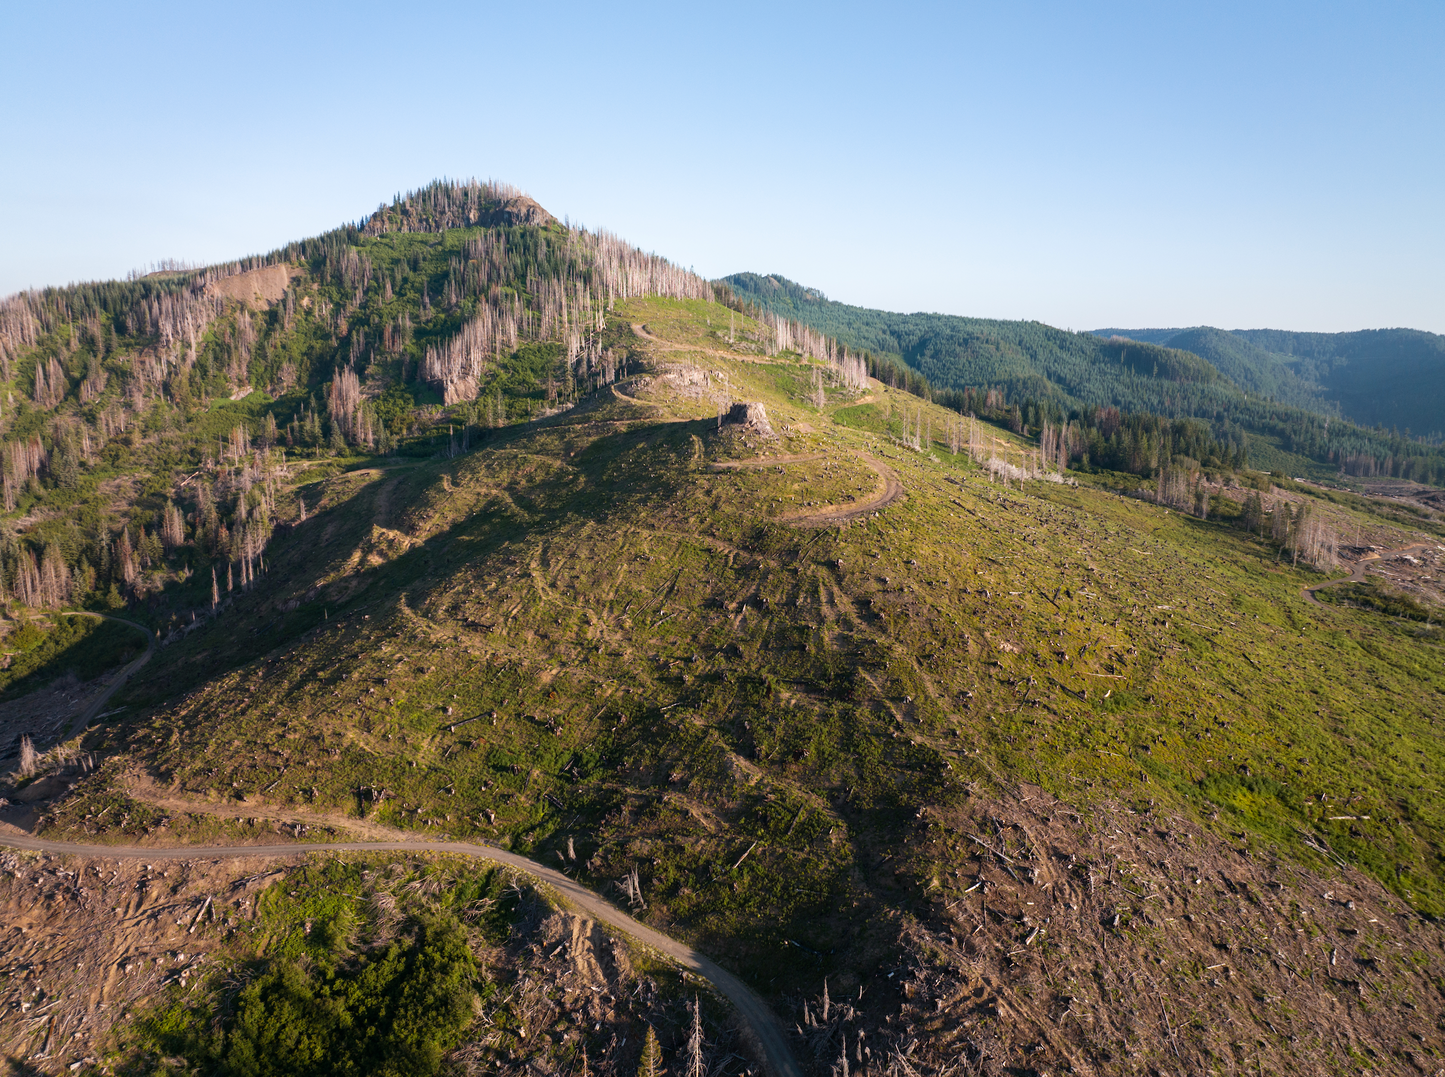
[4,193,1445,1074]
[17,293,1445,1075]
[0,181,715,706]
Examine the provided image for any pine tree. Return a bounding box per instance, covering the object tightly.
[1244,491,1264,534]
[637,1025,663,1077]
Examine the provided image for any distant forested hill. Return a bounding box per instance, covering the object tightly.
[1100,325,1445,440]
[721,273,1226,414]
[724,272,1445,484]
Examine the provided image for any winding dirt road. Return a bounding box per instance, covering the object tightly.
[1301,542,1436,607]
[0,827,803,1077]
[630,323,765,365]
[709,451,904,526]
[784,455,903,527]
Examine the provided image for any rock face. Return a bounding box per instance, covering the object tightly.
[724,402,775,438]
[483,195,554,228]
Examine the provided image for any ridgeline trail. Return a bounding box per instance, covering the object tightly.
[0,827,804,1077]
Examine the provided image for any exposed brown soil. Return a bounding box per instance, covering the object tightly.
[452,904,754,1077]
[0,771,802,1077]
[204,264,303,309]
[0,846,293,1069]
[0,844,752,1077]
[1302,541,1439,607]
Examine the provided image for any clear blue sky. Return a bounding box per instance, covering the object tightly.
[3,1,1441,333]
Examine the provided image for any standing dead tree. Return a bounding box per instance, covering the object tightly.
[617,867,646,910]
[18,735,38,778]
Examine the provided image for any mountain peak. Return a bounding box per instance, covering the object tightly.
[360,178,557,236]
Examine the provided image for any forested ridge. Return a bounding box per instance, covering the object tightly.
[3,189,1442,635]
[0,180,720,621]
[1101,323,1445,441]
[725,272,1445,485]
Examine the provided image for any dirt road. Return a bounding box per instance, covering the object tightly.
[630,323,762,365]
[57,613,154,737]
[0,829,803,1077]
[784,454,904,526]
[1301,542,1435,606]
[708,451,904,526]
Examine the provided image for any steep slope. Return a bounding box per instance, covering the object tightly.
[8,298,1444,1075]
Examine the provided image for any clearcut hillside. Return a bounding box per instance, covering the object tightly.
[1,188,1444,1076]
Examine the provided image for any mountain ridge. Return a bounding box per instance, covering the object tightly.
[1100,323,1445,439]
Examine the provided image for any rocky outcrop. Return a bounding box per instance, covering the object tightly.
[724,402,776,438]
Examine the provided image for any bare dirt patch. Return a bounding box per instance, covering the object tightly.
[0,847,293,1070]
[205,264,303,309]
[788,782,1445,1077]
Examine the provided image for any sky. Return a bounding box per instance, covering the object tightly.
[3,1,1442,333]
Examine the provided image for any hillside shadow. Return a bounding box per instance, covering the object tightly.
[120,413,737,709]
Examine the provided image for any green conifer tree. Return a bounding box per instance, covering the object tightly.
[637,1025,663,1077]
